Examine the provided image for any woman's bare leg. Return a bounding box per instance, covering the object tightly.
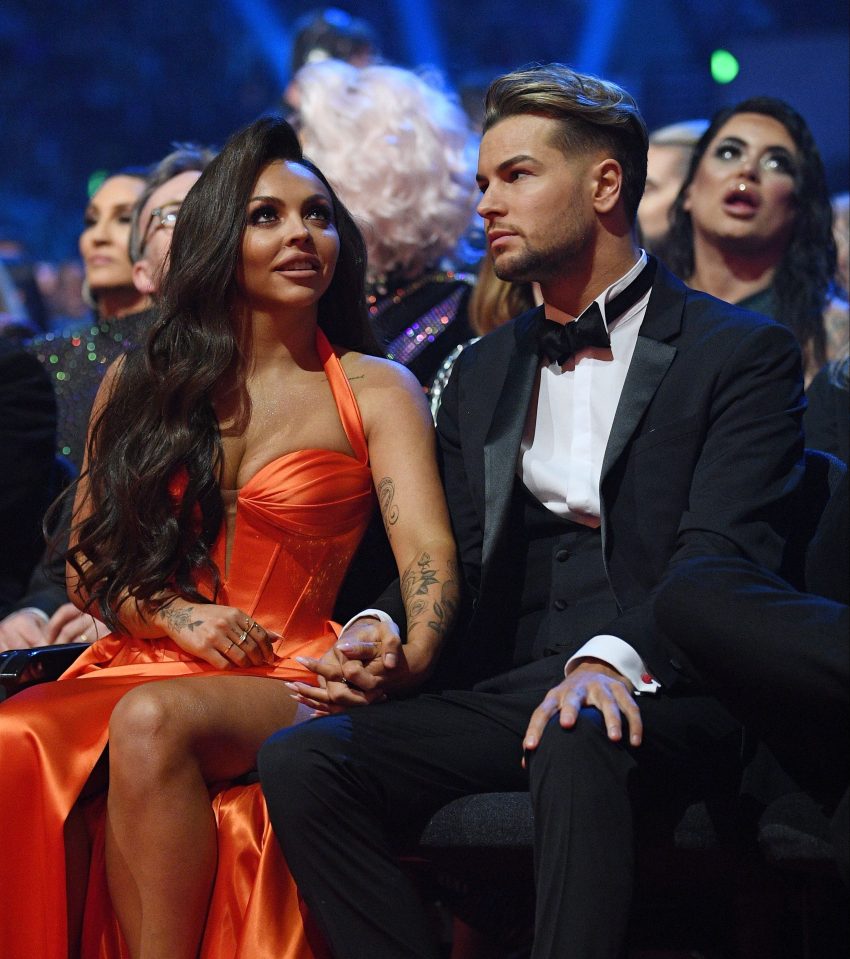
[105,675,302,959]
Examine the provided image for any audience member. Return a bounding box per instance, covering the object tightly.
[1,146,216,654]
[25,171,152,471]
[653,466,849,879]
[637,119,708,260]
[283,7,380,109]
[258,64,805,959]
[293,58,479,388]
[666,97,848,384]
[0,116,457,959]
[127,142,218,292]
[0,340,56,618]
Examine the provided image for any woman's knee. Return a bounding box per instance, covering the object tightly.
[109,683,193,779]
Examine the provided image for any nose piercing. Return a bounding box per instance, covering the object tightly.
[736,182,747,191]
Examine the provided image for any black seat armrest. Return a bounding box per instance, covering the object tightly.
[0,642,89,692]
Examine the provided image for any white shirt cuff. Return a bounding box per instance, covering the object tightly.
[565,635,661,695]
[339,608,398,636]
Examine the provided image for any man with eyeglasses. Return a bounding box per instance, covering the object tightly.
[129,144,217,295]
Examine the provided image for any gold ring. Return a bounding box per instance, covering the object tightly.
[248,620,262,635]
[244,615,253,631]
[226,638,236,651]
[79,632,90,643]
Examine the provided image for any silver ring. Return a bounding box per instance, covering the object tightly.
[237,629,249,646]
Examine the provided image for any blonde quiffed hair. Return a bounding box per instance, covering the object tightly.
[294,59,478,280]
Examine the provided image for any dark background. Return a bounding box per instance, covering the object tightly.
[2,0,847,262]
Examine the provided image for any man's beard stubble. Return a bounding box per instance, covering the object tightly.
[491,226,588,286]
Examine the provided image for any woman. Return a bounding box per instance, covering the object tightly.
[26,170,152,471]
[666,97,848,385]
[292,58,479,389]
[0,117,457,959]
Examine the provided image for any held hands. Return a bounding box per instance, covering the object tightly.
[522,659,643,767]
[154,600,278,670]
[0,603,109,652]
[284,615,425,714]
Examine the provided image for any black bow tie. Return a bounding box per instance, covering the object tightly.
[537,259,657,366]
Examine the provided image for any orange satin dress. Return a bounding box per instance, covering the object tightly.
[0,330,374,959]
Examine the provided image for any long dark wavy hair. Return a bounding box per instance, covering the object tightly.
[666,97,836,365]
[68,117,378,631]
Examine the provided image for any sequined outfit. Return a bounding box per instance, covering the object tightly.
[367,269,474,390]
[24,309,155,472]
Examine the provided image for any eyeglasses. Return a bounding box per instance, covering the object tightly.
[140,201,182,252]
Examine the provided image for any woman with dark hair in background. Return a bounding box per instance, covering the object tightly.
[0,117,457,959]
[666,96,848,385]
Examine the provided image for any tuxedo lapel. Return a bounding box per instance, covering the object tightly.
[481,310,541,572]
[600,264,685,486]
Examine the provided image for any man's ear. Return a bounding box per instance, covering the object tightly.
[132,259,156,295]
[592,158,622,214]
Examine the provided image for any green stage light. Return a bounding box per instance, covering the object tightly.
[711,49,739,84]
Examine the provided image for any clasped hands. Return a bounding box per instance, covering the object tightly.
[285,616,421,714]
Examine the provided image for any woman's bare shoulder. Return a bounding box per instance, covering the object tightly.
[337,352,430,425]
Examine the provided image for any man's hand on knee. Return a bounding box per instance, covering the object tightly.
[522,660,643,764]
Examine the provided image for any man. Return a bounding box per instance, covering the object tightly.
[637,119,707,258]
[0,145,215,652]
[128,143,216,294]
[259,64,805,958]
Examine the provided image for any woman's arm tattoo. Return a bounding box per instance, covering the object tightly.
[377,476,399,535]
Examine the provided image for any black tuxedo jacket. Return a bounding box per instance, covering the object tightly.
[432,262,805,690]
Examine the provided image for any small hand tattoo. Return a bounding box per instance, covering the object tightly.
[161,606,203,632]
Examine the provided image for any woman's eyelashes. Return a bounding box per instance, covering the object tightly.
[305,202,333,223]
[248,203,278,226]
[714,140,796,177]
[248,201,333,227]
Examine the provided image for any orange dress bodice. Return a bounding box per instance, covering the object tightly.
[0,330,374,959]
